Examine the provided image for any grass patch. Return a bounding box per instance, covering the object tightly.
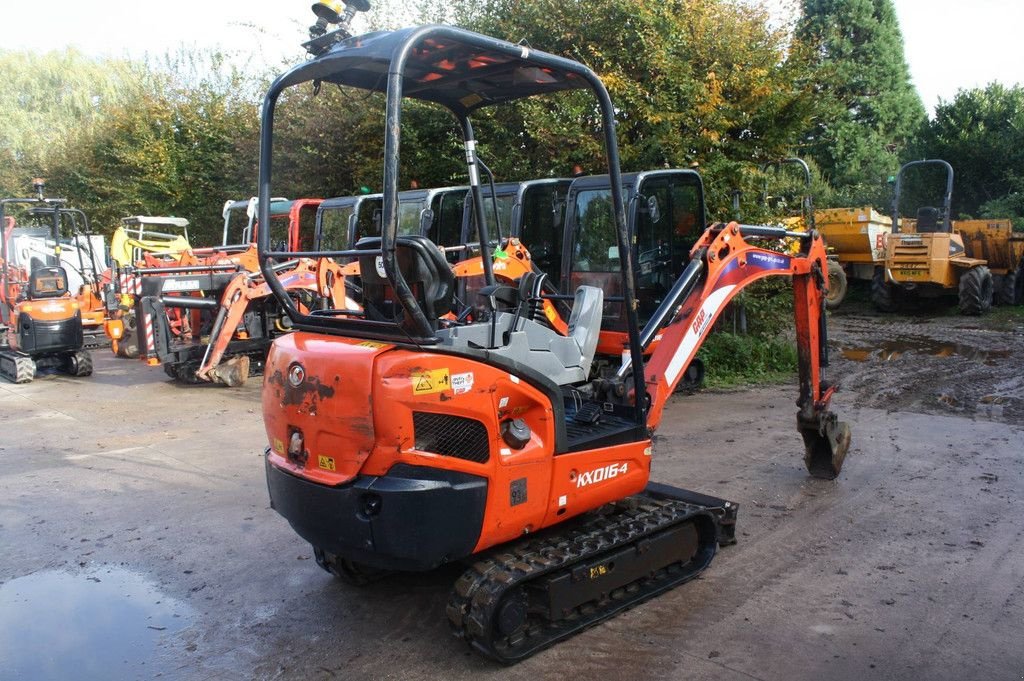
[985,304,1024,331]
[696,330,798,389]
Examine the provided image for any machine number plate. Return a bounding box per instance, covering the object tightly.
[317,455,336,471]
[411,368,450,395]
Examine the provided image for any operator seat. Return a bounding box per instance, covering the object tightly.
[28,266,69,300]
[436,275,604,386]
[916,206,942,233]
[356,235,454,331]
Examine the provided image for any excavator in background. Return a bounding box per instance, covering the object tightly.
[105,216,193,357]
[6,203,110,346]
[134,198,326,385]
[257,18,851,663]
[873,160,994,315]
[221,195,288,247]
[1,181,93,383]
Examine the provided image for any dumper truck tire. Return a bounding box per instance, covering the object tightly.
[1015,264,1024,305]
[825,260,848,310]
[958,266,993,315]
[998,268,1021,306]
[871,267,897,313]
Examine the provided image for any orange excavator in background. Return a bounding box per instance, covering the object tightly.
[1,181,93,383]
[255,19,852,663]
[134,198,327,385]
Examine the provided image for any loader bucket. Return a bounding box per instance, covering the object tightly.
[798,410,851,479]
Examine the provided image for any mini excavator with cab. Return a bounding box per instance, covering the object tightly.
[1,181,93,383]
[258,12,851,664]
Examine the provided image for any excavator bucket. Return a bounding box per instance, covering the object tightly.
[798,410,852,479]
[210,355,250,388]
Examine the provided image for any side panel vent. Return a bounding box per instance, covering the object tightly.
[413,412,490,463]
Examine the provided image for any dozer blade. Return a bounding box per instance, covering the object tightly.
[798,409,852,479]
[209,355,250,388]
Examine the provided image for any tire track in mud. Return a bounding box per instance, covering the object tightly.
[828,312,1024,426]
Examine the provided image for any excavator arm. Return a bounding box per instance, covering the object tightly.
[641,221,851,478]
[194,258,353,386]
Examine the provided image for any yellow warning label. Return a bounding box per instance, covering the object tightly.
[317,455,336,471]
[356,340,386,349]
[411,368,450,395]
[273,438,285,455]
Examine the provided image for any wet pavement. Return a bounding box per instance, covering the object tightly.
[0,308,1022,680]
[0,568,193,681]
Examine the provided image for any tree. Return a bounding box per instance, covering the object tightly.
[796,0,926,207]
[918,83,1024,221]
[0,49,141,197]
[443,0,821,219]
[44,56,262,243]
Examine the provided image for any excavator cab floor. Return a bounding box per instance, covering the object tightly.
[563,398,646,453]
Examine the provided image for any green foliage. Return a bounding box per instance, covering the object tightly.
[454,0,821,219]
[0,49,142,197]
[917,83,1024,222]
[697,330,798,388]
[33,52,261,243]
[796,0,926,208]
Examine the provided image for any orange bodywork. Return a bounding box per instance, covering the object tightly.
[264,333,649,551]
[644,223,830,427]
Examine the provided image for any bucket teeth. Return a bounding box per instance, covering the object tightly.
[798,410,851,479]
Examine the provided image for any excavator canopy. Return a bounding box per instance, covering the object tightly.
[275,26,588,115]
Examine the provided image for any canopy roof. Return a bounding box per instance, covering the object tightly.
[275,26,590,115]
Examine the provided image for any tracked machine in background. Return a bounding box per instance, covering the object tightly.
[256,13,851,663]
[1,181,93,383]
[5,203,110,347]
[135,198,331,386]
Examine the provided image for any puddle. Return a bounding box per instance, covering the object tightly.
[0,567,194,681]
[835,337,1010,364]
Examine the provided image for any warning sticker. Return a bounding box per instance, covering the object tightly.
[411,368,450,395]
[451,372,474,395]
[317,455,336,471]
[356,340,386,349]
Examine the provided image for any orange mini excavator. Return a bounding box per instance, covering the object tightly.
[1,182,93,383]
[257,16,851,663]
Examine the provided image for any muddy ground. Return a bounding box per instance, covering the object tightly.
[1,305,1022,681]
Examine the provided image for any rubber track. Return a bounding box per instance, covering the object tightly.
[447,495,718,664]
[0,353,36,383]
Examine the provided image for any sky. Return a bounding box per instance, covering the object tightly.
[2,0,1022,113]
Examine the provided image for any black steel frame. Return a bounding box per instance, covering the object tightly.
[256,24,647,429]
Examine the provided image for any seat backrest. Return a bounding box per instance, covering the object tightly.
[916,206,942,233]
[356,235,454,331]
[566,286,603,373]
[28,266,69,300]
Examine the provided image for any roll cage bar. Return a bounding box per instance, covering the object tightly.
[891,159,954,234]
[1,193,66,300]
[760,157,815,231]
[257,25,645,424]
